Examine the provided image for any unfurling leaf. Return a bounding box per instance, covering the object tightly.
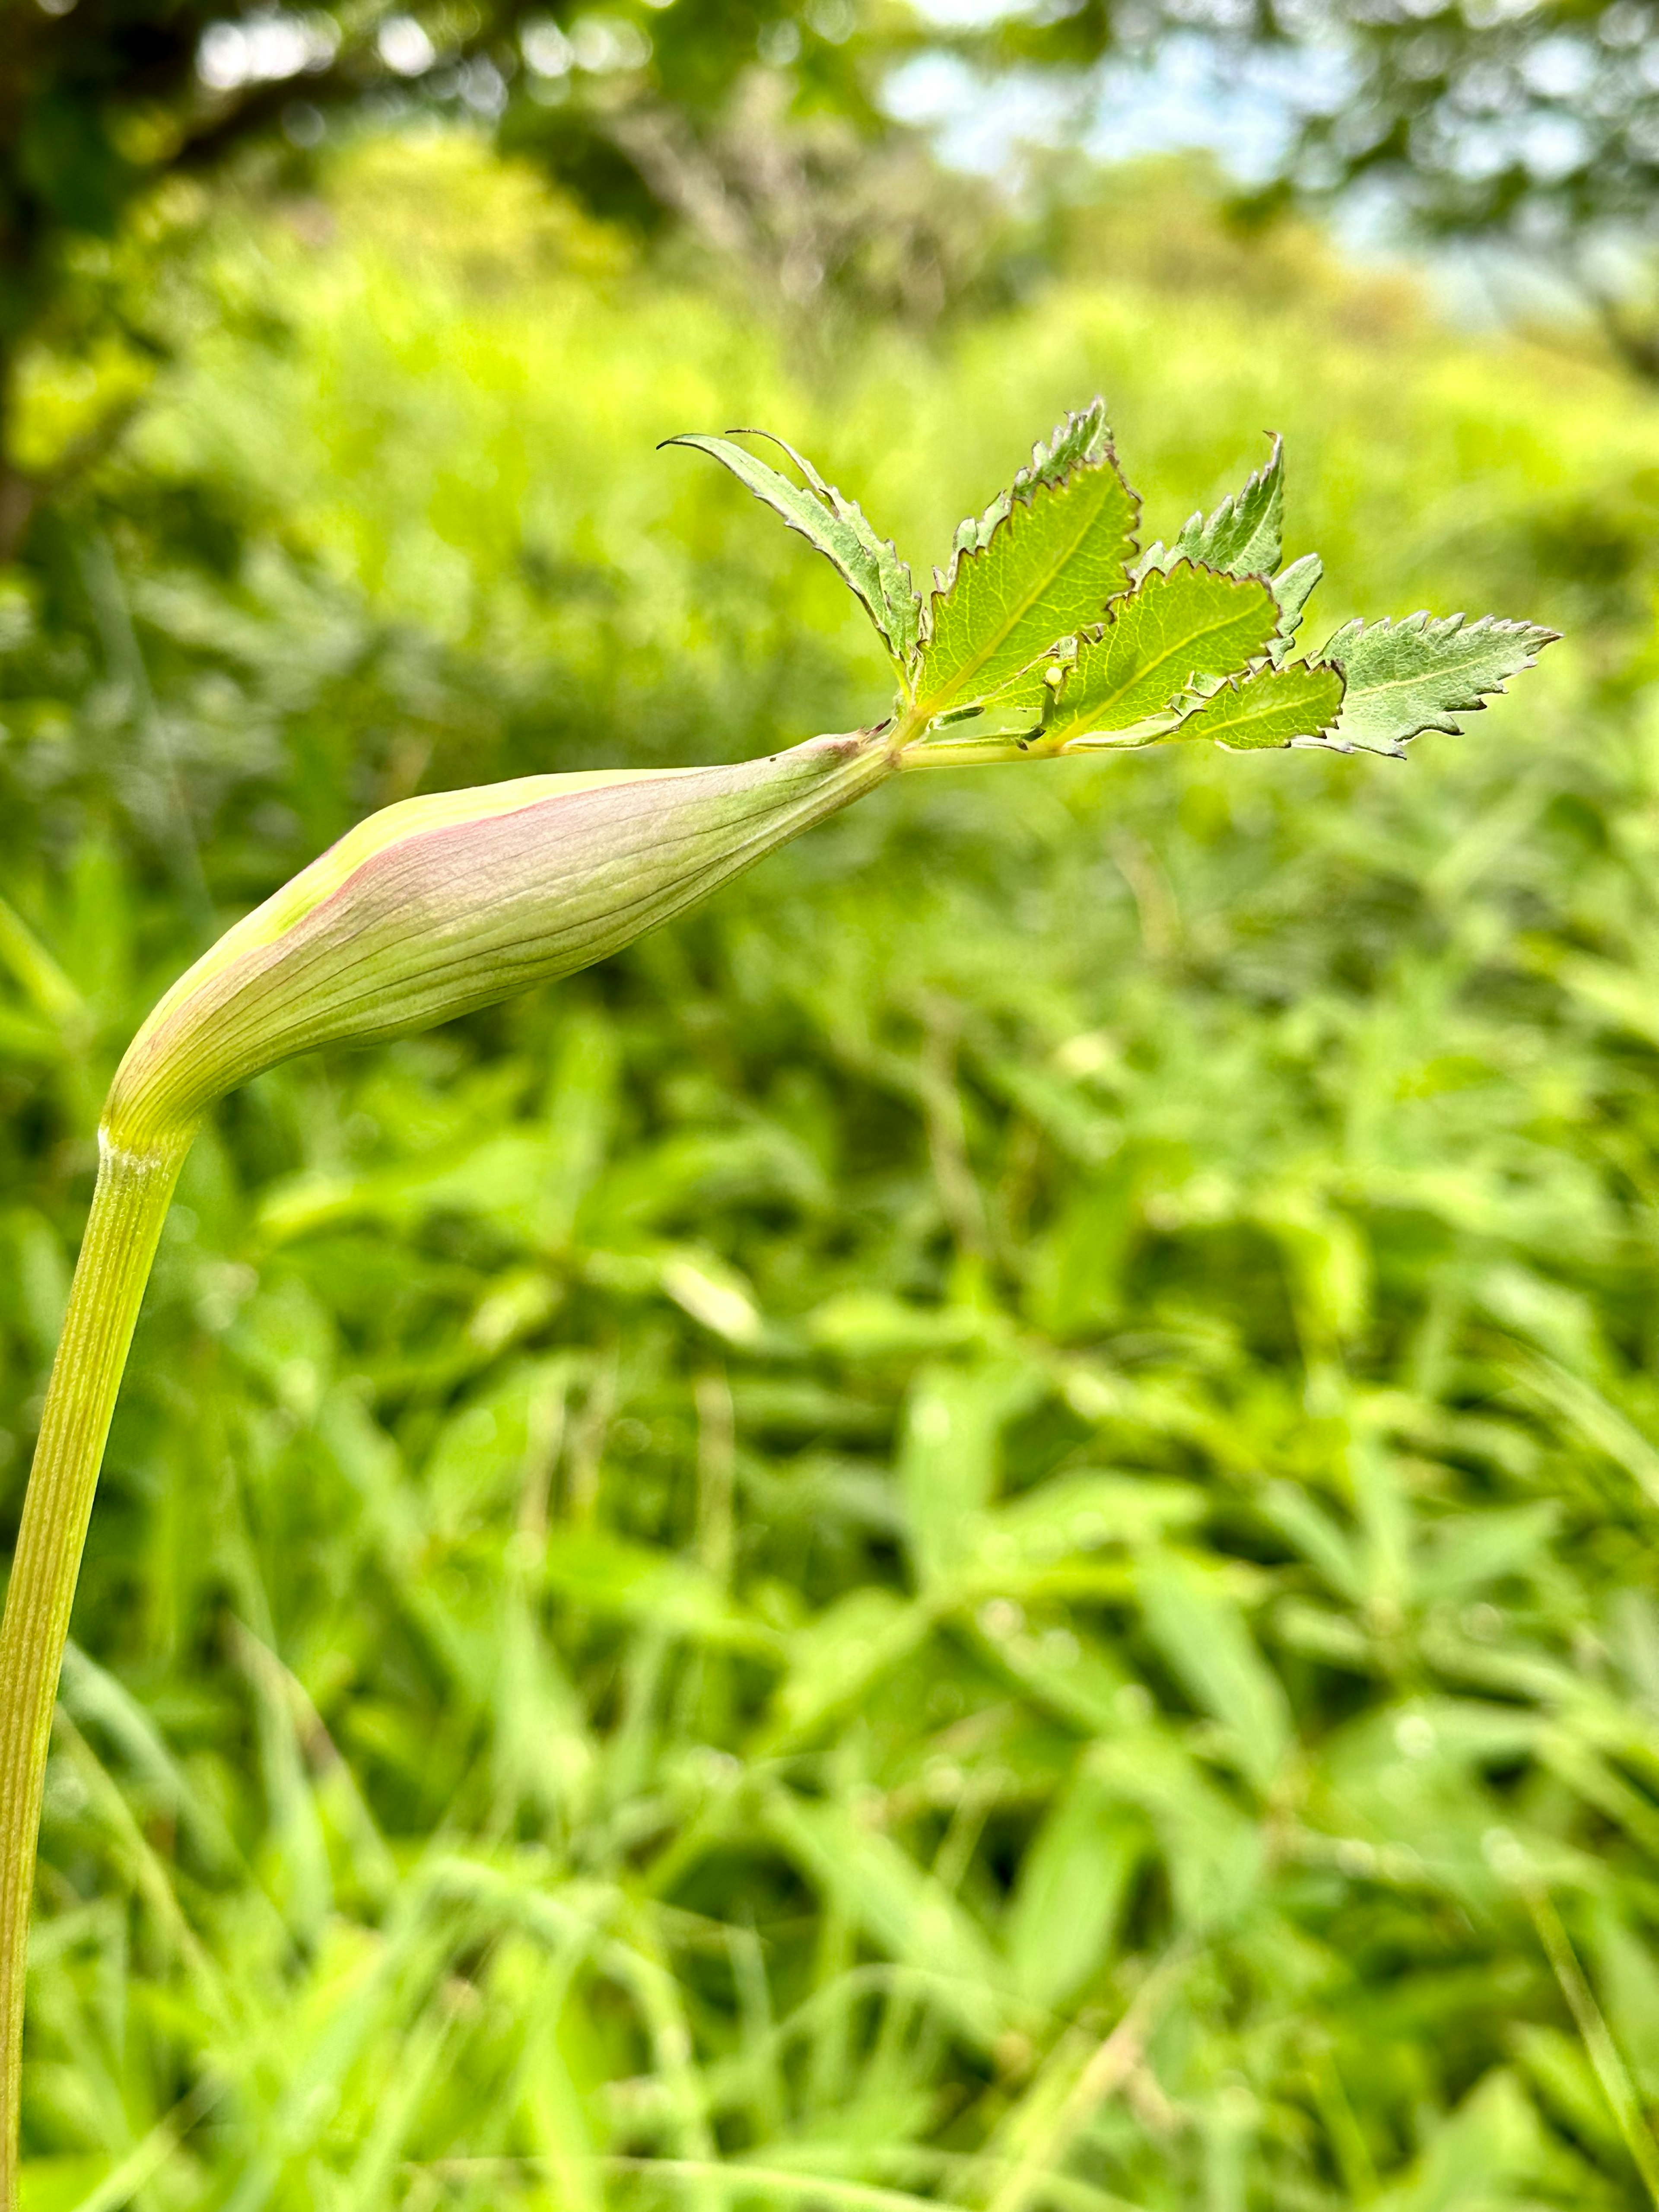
[918,404,1139,715]
[1308,611,1561,756]
[1035,563,1280,747]
[663,401,1555,773]
[1174,661,1347,750]
[1139,435,1284,582]
[664,432,921,672]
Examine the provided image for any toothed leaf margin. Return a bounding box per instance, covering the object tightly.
[664,432,921,672]
[918,406,1140,714]
[1174,660,1347,751]
[1304,611,1560,757]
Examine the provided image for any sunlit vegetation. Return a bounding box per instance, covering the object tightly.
[5,132,1659,2209]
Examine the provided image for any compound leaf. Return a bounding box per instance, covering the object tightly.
[918,403,1139,715]
[1309,611,1560,756]
[1175,660,1346,750]
[1040,562,1280,747]
[664,431,921,671]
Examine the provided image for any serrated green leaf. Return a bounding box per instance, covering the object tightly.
[1023,400,1117,491]
[918,407,1139,713]
[1269,551,1322,664]
[1034,562,1280,747]
[948,398,1115,561]
[663,431,920,670]
[1139,435,1284,582]
[744,427,924,668]
[1178,433,1284,575]
[1173,659,1345,750]
[1309,610,1560,756]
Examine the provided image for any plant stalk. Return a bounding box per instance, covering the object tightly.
[0,1133,188,2210]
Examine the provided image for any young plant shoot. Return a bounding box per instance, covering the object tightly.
[0,401,1555,2197]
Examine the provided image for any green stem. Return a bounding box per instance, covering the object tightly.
[0,1134,188,2210]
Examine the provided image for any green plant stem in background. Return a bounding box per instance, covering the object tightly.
[0,1136,186,2196]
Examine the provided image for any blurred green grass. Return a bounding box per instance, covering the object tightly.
[7,128,1659,2209]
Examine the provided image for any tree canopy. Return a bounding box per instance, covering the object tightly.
[1001,0,1659,331]
[3,0,883,308]
[16,0,1659,354]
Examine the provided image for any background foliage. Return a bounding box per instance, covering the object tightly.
[12,0,1659,566]
[7,119,1659,2210]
